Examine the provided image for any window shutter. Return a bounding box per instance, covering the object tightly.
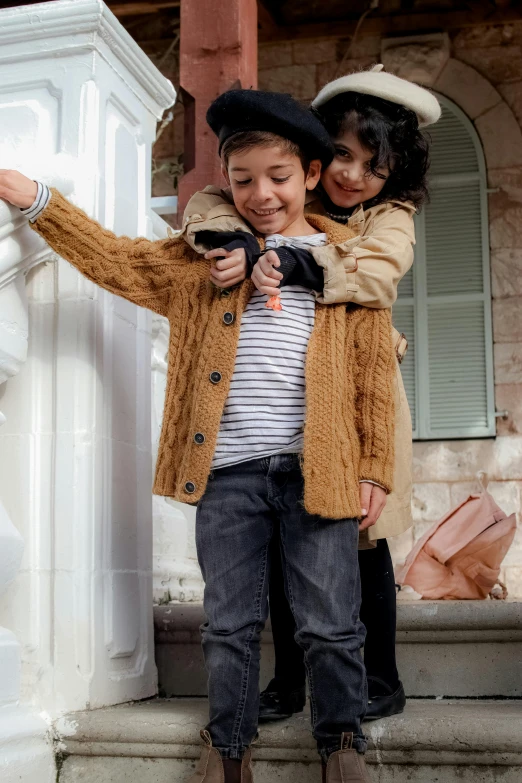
[392,98,495,440]
[427,301,491,434]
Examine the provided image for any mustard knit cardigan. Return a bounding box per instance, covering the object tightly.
[32,189,395,520]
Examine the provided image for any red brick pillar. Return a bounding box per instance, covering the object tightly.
[177,0,258,221]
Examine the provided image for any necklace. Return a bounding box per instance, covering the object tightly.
[317,184,356,224]
[325,210,350,223]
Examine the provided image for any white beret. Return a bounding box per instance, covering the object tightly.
[312,64,441,128]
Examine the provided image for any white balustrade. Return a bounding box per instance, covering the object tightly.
[0,2,175,780]
[0,134,59,783]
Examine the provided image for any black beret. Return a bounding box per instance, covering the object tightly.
[207,89,334,167]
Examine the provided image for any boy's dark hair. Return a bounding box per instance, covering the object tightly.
[313,92,430,209]
[221,131,311,175]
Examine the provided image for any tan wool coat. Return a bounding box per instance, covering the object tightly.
[181,187,415,541]
[31,189,396,522]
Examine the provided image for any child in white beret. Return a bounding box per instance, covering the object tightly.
[181,65,441,725]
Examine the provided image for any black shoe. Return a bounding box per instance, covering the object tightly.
[365,676,406,720]
[258,681,306,723]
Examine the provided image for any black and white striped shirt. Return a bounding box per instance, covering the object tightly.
[20,181,51,222]
[212,232,327,470]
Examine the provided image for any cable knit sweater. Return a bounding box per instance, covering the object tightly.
[31,188,395,520]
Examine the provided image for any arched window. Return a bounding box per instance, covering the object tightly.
[393,95,495,440]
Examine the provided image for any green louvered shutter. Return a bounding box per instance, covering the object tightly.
[392,97,495,439]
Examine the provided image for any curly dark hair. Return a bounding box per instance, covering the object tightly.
[312,92,431,210]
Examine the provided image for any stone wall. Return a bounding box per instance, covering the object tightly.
[259,23,522,596]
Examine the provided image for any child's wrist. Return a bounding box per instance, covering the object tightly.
[20,181,51,223]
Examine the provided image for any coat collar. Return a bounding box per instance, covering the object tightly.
[305,191,416,233]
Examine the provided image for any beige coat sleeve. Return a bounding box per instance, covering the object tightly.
[181,188,414,311]
[312,204,415,308]
[180,185,251,253]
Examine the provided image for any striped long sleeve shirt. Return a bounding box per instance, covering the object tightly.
[211,231,327,470]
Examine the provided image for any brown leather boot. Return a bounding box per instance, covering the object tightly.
[188,730,254,783]
[321,733,371,783]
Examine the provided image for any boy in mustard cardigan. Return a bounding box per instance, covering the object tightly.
[0,90,395,783]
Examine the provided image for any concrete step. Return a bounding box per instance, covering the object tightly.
[57,697,522,783]
[154,600,522,699]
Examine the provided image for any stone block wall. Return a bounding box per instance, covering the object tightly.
[259,36,380,100]
[259,23,522,596]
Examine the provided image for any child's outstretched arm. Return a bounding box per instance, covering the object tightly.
[0,171,194,318]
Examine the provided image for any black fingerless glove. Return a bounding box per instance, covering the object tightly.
[267,246,324,290]
[197,230,261,275]
[197,230,324,291]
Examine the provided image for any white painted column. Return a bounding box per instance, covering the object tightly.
[0,195,57,782]
[151,310,204,605]
[0,1,175,746]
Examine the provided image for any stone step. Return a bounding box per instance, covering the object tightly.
[58,697,522,783]
[154,600,522,699]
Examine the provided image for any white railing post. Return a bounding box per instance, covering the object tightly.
[0,203,56,781]
[0,3,175,753]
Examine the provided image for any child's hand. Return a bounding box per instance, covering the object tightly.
[359,482,387,531]
[252,250,283,297]
[0,170,38,209]
[205,247,247,288]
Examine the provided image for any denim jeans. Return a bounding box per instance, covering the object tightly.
[196,453,367,762]
[270,537,400,693]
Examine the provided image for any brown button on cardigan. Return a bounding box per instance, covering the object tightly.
[32,189,395,520]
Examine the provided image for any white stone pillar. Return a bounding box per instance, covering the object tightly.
[0,0,175,737]
[0,190,57,783]
[151,312,204,605]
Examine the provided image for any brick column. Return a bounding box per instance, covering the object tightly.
[177,0,258,220]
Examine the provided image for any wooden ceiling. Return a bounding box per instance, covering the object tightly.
[0,0,520,46]
[257,0,522,42]
[263,0,459,26]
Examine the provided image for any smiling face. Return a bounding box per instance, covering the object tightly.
[223,140,321,237]
[320,129,390,210]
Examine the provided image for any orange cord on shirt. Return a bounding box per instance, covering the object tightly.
[265,295,282,311]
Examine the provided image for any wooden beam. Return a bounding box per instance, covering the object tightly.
[109,1,180,18]
[379,0,402,11]
[258,7,522,44]
[257,1,279,36]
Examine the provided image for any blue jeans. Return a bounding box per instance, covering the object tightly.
[196,453,367,762]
